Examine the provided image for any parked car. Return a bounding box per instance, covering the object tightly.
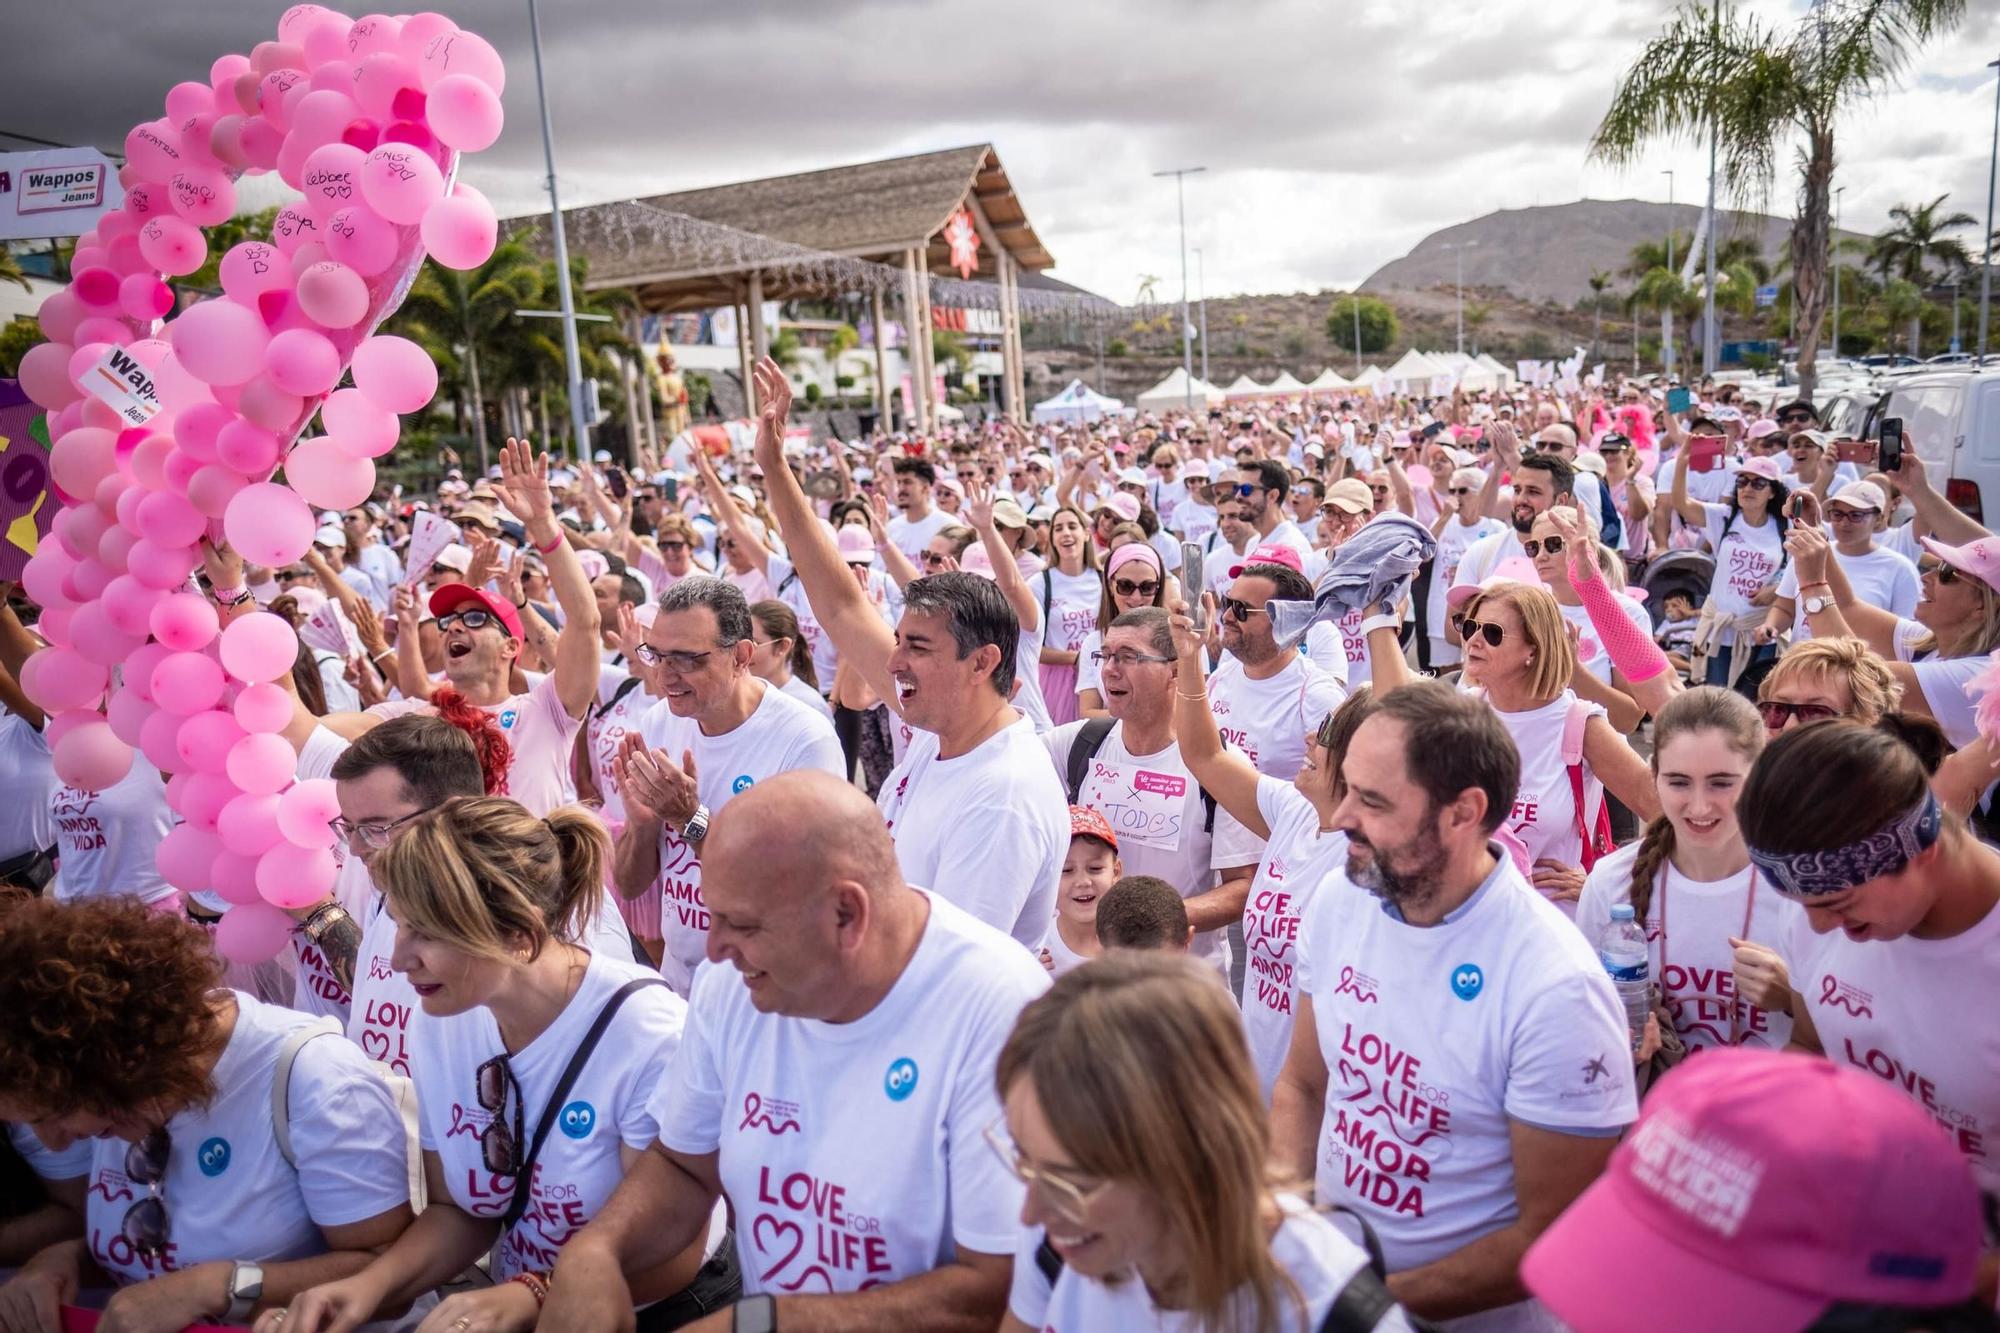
[1861,368,2000,524]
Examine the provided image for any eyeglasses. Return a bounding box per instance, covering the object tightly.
[1219,596,1269,622]
[475,1054,525,1178]
[1447,487,1475,497]
[121,1127,170,1260]
[330,808,424,852]
[634,643,721,672]
[920,551,953,568]
[1523,536,1566,558]
[1780,412,1814,425]
[277,569,308,582]
[1757,700,1840,729]
[1090,648,1173,668]
[1826,508,1879,524]
[1736,476,1773,492]
[982,1119,1109,1228]
[437,609,497,633]
[1111,578,1160,599]
[1458,617,1506,647]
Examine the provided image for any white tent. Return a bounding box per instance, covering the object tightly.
[1307,368,1353,391]
[1136,367,1223,414]
[1222,374,1266,400]
[1475,353,1515,389]
[1384,348,1449,395]
[1264,371,1308,396]
[1455,360,1505,392]
[1032,378,1126,424]
[1353,365,1385,385]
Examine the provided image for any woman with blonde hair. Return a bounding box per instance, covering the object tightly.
[994,952,1416,1333]
[1754,635,1902,735]
[265,797,737,1333]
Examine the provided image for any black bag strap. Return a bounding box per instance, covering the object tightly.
[1320,1267,1402,1333]
[502,976,668,1231]
[1065,717,1217,834]
[1033,1232,1063,1285]
[593,673,646,723]
[1040,567,1054,618]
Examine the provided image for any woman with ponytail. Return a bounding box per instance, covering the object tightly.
[1576,687,1803,1057]
[267,797,739,1333]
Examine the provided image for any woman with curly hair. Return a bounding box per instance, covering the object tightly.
[0,898,413,1331]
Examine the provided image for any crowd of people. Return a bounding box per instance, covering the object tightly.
[1,354,1996,1333]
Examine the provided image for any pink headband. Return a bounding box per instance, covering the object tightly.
[1106,543,1162,577]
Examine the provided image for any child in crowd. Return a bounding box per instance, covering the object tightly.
[1041,807,1121,976]
[1095,874,1193,954]
[1655,590,1699,676]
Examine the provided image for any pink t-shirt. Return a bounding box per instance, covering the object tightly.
[370,675,583,817]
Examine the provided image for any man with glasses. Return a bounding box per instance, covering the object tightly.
[1596,432,1653,570]
[1233,458,1315,560]
[1209,549,1346,782]
[1760,481,1920,647]
[1455,450,1577,592]
[1044,607,1262,976]
[610,577,843,993]
[541,771,1046,1332]
[1774,399,1820,433]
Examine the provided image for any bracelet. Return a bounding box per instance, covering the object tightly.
[534,532,564,555]
[1175,689,1209,701]
[508,1272,550,1308]
[1798,581,1832,592]
[1359,613,1400,637]
[211,585,253,608]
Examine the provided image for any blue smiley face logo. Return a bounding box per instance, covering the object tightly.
[884,1058,919,1102]
[497,708,519,731]
[197,1136,231,1177]
[731,774,755,794]
[1451,964,1484,1001]
[558,1100,596,1140]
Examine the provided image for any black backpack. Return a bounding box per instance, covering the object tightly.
[1063,716,1215,835]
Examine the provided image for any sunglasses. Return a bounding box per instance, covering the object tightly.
[1929,563,1961,586]
[1234,483,1262,498]
[1757,700,1840,729]
[635,643,718,672]
[437,609,498,633]
[1780,413,1814,425]
[1220,596,1269,622]
[1522,536,1566,558]
[121,1127,171,1260]
[1447,487,1475,497]
[1111,578,1160,599]
[1314,710,1341,751]
[1736,476,1773,491]
[659,539,690,552]
[1458,617,1506,647]
[330,808,424,851]
[475,1054,525,1177]
[920,550,954,568]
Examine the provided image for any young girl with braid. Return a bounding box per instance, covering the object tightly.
[1575,687,1803,1059]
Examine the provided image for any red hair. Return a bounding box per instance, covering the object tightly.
[429,688,511,795]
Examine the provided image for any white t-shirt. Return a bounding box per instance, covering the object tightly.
[1039,567,1104,659]
[586,664,659,829]
[885,506,956,566]
[1296,853,1637,1303]
[1699,503,1786,638]
[10,1121,91,1182]
[1430,516,1508,660]
[779,673,833,719]
[50,755,176,907]
[412,951,685,1277]
[1453,527,1528,591]
[1007,1193,1415,1332]
[1042,721,1263,970]
[1490,692,1606,906]
[879,716,1068,952]
[635,683,846,984]
[653,891,1047,1294]
[1576,842,1799,1053]
[1558,596,1655,684]
[1778,542,1921,640]
[0,709,58,863]
[84,993,409,1284]
[1179,501,1218,548]
[1039,921,1093,978]
[1207,654,1346,782]
[1778,893,2000,1192]
[369,674,583,817]
[766,552,839,689]
[1261,518,1317,561]
[1242,777,1348,1101]
[1010,612,1054,734]
[1148,474,1191,531]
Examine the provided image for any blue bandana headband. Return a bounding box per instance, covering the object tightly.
[1748,793,1942,898]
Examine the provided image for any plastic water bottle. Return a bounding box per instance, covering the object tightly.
[1599,904,1651,1050]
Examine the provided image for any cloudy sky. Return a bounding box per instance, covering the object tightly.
[4,0,1996,302]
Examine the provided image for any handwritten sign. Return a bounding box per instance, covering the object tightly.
[1078,758,1188,851]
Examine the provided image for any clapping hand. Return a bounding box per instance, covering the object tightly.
[611,733,700,829]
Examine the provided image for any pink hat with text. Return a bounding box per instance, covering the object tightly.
[1523,1048,1982,1333]
[1920,533,2000,593]
[1228,542,1305,579]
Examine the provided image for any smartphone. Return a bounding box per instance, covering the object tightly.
[1666,387,1694,414]
[1834,438,1875,465]
[661,477,679,504]
[608,467,628,499]
[1688,436,1725,473]
[1180,541,1206,633]
[1877,418,1904,474]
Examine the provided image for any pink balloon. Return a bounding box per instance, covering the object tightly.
[220,611,301,683]
[37,290,86,344]
[70,604,143,669]
[353,51,421,119]
[122,182,165,223]
[36,606,75,648]
[225,483,316,565]
[301,13,357,69]
[324,205,399,275]
[22,646,108,713]
[348,14,404,59]
[227,731,298,794]
[320,388,398,455]
[259,68,310,128]
[351,334,437,414]
[138,701,185,770]
[123,643,172,703]
[271,204,324,256]
[265,327,342,396]
[21,543,77,609]
[209,114,250,169]
[153,651,226,715]
[179,771,238,830]
[96,523,141,572]
[177,708,247,774]
[359,143,443,224]
[163,447,204,491]
[300,142,367,220]
[234,681,294,733]
[53,721,136,791]
[73,266,121,309]
[210,850,265,906]
[166,80,213,121]
[68,341,112,391]
[219,240,292,302]
[118,272,175,323]
[167,166,236,227]
[237,375,306,433]
[285,437,376,509]
[420,190,497,271]
[219,791,286,856]
[175,401,234,460]
[45,707,100,751]
[240,117,284,170]
[257,841,337,908]
[137,214,207,278]
[296,260,369,328]
[107,686,156,747]
[216,420,281,475]
[173,298,270,386]
[189,464,251,518]
[215,901,294,963]
[419,28,504,94]
[276,777,342,848]
[151,592,219,651]
[137,490,206,548]
[101,576,163,637]
[124,121,186,180]
[50,427,117,498]
[157,823,223,891]
[127,540,198,591]
[19,341,82,410]
[426,73,502,151]
[74,315,136,349]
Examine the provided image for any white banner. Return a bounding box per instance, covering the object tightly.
[0,149,124,241]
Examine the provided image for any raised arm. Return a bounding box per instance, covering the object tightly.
[966,482,1038,634]
[689,444,771,575]
[1168,603,1269,838]
[1895,449,1990,547]
[872,491,923,591]
[491,438,601,720]
[1479,421,1516,520]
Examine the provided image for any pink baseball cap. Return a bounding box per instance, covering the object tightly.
[1228,542,1305,579]
[958,542,996,578]
[429,583,524,640]
[1445,554,1542,610]
[1737,455,1784,482]
[1097,492,1142,524]
[1920,533,2000,593]
[835,525,876,564]
[1524,1048,1982,1333]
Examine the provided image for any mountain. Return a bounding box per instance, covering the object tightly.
[1362,199,1855,308]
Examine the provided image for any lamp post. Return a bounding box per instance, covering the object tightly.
[1153,165,1206,408]
[1981,57,1999,368]
[1353,295,1363,377]
[1438,240,1476,356]
[527,0,589,457]
[1662,170,1676,377]
[1195,246,1210,385]
[1834,185,1844,360]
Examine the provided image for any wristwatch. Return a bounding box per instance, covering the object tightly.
[1802,594,1831,615]
[732,1293,777,1333]
[223,1261,264,1322]
[680,804,711,844]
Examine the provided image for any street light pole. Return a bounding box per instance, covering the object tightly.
[1195,246,1210,386]
[1456,246,1465,356]
[1981,57,1999,368]
[528,0,590,457]
[1353,296,1363,377]
[1834,185,1844,359]
[1662,169,1676,377]
[1153,166,1206,409]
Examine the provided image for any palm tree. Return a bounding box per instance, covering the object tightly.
[1591,0,1967,398]
[1587,270,1614,357]
[1463,302,1493,353]
[1134,274,1161,308]
[1626,234,1694,372]
[1877,278,1928,356]
[1867,195,1974,355]
[0,247,29,293]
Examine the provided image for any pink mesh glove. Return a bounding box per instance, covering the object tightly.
[1568,547,1670,684]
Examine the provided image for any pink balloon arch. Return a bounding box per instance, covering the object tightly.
[14,6,506,961]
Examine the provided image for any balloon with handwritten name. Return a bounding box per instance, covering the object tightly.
[12,6,505,958]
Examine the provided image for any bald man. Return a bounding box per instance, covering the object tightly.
[541,771,1048,1333]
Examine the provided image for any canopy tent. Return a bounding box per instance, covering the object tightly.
[1384,348,1449,395]
[1136,367,1224,414]
[1353,365,1385,385]
[1426,351,1475,375]
[1264,371,1308,395]
[1032,378,1126,424]
[1307,368,1353,391]
[1475,353,1515,388]
[1455,360,1506,392]
[1222,374,1266,400]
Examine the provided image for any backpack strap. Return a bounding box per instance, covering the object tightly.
[1040,567,1054,620]
[1033,1232,1064,1285]
[593,673,646,723]
[1320,1268,1402,1333]
[1562,698,1613,872]
[272,1016,345,1170]
[1064,717,1117,803]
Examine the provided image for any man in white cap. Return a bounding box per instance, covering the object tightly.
[1759,479,1921,645]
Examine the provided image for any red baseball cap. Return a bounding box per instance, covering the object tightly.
[1068,805,1118,851]
[1228,542,1306,579]
[1523,1048,1982,1333]
[428,583,523,640]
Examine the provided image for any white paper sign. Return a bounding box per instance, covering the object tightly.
[402,510,461,586]
[1078,758,1190,852]
[79,345,163,427]
[301,599,361,659]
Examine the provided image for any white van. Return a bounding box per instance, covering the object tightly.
[1865,367,2000,527]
